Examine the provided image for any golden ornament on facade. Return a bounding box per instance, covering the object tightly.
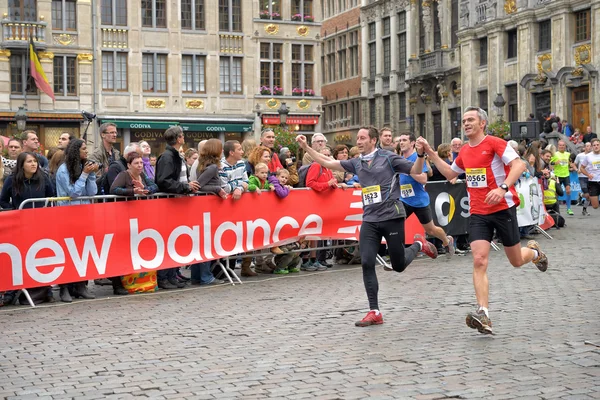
[574,44,592,65]
[410,54,417,59]
[55,33,76,45]
[146,99,166,108]
[264,24,279,35]
[38,51,54,62]
[440,44,448,49]
[297,99,310,110]
[453,89,461,96]
[334,134,351,143]
[422,1,431,7]
[537,53,552,74]
[0,49,11,60]
[185,99,204,109]
[297,25,309,37]
[571,68,584,77]
[504,0,517,14]
[266,98,280,109]
[408,97,418,104]
[77,53,93,63]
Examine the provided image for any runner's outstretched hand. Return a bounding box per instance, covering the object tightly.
[416,137,433,155]
[296,135,308,150]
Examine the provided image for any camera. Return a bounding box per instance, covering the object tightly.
[82,110,97,121]
[291,156,297,163]
[86,161,103,169]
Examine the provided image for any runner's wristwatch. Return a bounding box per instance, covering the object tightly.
[499,183,509,191]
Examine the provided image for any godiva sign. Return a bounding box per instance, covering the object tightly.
[131,131,219,141]
[104,120,253,132]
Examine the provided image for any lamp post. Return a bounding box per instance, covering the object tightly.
[493,93,506,121]
[277,101,289,131]
[15,106,27,133]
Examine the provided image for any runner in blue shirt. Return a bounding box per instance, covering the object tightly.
[397,133,454,258]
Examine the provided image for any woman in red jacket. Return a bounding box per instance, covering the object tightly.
[306,147,338,192]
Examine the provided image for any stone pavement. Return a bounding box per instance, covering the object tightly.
[1,208,599,399]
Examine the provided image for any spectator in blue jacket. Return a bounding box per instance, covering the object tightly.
[0,152,53,210]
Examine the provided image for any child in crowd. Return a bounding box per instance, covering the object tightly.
[268,168,293,198]
[248,163,274,193]
[344,172,360,187]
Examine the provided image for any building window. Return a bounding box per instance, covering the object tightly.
[351,100,360,126]
[479,37,487,66]
[142,53,167,92]
[182,0,204,30]
[451,0,458,47]
[53,55,77,96]
[260,43,283,93]
[326,0,334,18]
[219,56,242,94]
[450,107,461,138]
[326,39,335,83]
[398,92,406,120]
[418,2,424,53]
[219,0,242,32]
[292,0,313,19]
[575,9,590,42]
[10,54,36,95]
[337,35,347,80]
[142,0,166,28]
[507,29,517,59]
[340,102,348,127]
[101,0,127,26]
[478,90,488,114]
[102,51,128,91]
[182,55,206,94]
[259,0,280,19]
[349,30,359,77]
[506,85,518,122]
[383,96,390,124]
[382,17,391,76]
[52,0,76,31]
[368,22,376,78]
[433,1,441,49]
[292,44,314,94]
[538,20,551,52]
[369,98,376,125]
[397,11,407,72]
[9,1,36,21]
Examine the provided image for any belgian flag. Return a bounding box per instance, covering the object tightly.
[29,38,55,101]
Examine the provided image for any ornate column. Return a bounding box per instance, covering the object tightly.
[0,50,11,108]
[407,0,417,59]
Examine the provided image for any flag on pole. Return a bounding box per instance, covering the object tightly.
[29,38,55,101]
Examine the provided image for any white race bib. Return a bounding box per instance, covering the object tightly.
[592,161,600,171]
[362,185,382,205]
[400,184,415,198]
[466,168,488,188]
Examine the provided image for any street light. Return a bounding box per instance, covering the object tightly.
[493,93,506,120]
[15,106,27,132]
[277,101,289,128]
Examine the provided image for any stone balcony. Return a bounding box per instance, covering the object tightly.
[420,50,444,72]
[219,33,243,54]
[101,28,128,48]
[1,20,47,48]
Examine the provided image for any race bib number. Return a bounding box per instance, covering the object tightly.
[592,161,600,170]
[400,184,415,198]
[559,160,568,166]
[466,168,488,188]
[362,185,382,205]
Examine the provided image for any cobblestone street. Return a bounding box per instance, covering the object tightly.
[1,209,599,399]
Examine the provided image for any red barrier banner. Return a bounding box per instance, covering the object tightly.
[0,189,423,291]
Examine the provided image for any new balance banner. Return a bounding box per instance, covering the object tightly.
[0,190,424,291]
[514,176,548,227]
[425,181,470,236]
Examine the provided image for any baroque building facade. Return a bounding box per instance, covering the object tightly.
[458,0,597,135]
[360,0,461,147]
[0,0,323,155]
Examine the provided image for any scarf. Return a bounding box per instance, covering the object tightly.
[142,157,155,180]
[359,149,378,162]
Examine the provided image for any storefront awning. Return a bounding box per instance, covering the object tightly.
[179,123,253,133]
[262,115,319,125]
[0,112,85,122]
[104,120,179,130]
[102,120,253,133]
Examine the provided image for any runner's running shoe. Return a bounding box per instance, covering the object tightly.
[466,309,493,334]
[355,310,384,327]
[566,209,574,215]
[414,234,438,259]
[527,240,548,272]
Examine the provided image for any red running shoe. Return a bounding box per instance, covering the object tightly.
[355,310,384,327]
[414,234,438,259]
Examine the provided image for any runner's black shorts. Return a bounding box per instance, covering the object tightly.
[403,202,433,225]
[589,181,600,197]
[558,176,571,188]
[469,206,520,247]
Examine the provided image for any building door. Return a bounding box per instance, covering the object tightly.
[572,86,590,133]
[533,91,551,134]
[432,111,442,148]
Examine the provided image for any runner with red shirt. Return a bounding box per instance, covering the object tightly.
[416,107,549,334]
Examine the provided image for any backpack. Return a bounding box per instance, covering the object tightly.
[96,173,110,195]
[297,162,322,188]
